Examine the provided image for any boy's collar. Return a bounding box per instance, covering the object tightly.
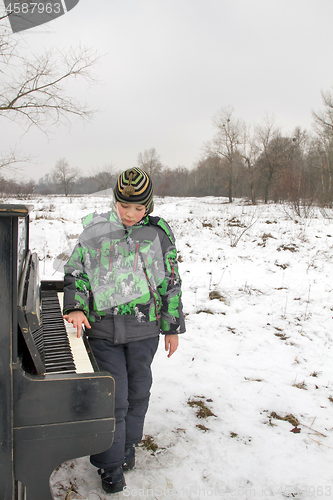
[109,207,149,228]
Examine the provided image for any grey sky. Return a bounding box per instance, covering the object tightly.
[2,0,333,181]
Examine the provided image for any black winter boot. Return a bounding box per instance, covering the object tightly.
[98,466,125,494]
[123,446,135,471]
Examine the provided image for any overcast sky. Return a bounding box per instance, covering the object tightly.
[2,0,333,182]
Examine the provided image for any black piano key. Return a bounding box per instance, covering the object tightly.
[40,290,76,373]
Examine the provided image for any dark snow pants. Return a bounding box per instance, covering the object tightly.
[88,335,159,469]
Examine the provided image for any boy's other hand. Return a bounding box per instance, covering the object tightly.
[63,310,91,338]
[164,334,179,358]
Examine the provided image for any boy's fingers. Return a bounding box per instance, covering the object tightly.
[63,313,91,338]
[77,317,91,338]
[83,317,91,329]
[165,336,179,358]
[168,344,176,358]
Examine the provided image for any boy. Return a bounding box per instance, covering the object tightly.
[63,167,185,494]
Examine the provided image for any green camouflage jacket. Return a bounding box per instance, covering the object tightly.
[63,209,185,344]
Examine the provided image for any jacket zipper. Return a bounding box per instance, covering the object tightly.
[142,258,159,322]
[109,244,113,271]
[97,248,101,265]
[169,258,174,285]
[134,243,139,271]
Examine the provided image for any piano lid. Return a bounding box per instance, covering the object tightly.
[18,251,45,375]
[0,204,31,216]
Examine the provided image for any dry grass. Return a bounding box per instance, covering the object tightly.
[187,398,216,419]
[140,435,158,454]
[269,412,299,427]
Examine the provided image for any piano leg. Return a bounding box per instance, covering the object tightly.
[15,482,25,500]
[15,476,53,500]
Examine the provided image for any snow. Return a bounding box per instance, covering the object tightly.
[7,194,333,499]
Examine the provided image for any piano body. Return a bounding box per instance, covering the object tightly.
[0,204,115,500]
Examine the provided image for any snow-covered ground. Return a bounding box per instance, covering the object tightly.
[6,194,333,499]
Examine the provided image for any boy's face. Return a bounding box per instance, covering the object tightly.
[116,201,146,226]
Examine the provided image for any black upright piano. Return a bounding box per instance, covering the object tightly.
[0,204,115,500]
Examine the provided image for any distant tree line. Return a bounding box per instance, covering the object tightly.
[3,87,333,206]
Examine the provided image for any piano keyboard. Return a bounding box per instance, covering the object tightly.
[41,290,76,373]
[57,292,94,374]
[40,290,94,374]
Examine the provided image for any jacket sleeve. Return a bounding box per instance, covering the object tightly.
[63,239,92,316]
[156,224,186,335]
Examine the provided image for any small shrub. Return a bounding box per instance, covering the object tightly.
[227,217,246,228]
[196,309,214,315]
[277,243,298,253]
[209,290,226,302]
[293,380,307,390]
[274,332,289,341]
[270,412,299,427]
[140,435,158,454]
[196,424,210,432]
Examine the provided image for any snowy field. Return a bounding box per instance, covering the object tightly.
[5,194,333,499]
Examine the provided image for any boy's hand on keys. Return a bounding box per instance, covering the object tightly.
[63,310,91,338]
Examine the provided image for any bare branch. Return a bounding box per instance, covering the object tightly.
[137,148,163,181]
[312,89,333,134]
[92,164,118,191]
[0,148,31,172]
[0,44,100,133]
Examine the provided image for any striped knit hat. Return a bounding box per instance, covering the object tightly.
[114,167,154,214]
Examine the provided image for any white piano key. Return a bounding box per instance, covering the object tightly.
[57,292,93,374]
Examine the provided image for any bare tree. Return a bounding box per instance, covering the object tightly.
[255,115,286,203]
[92,164,118,191]
[137,148,163,182]
[206,107,245,202]
[0,176,35,197]
[239,125,261,204]
[312,90,333,203]
[310,130,333,204]
[35,172,55,194]
[191,156,226,197]
[52,158,79,196]
[0,21,99,174]
[289,128,310,194]
[313,87,333,134]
